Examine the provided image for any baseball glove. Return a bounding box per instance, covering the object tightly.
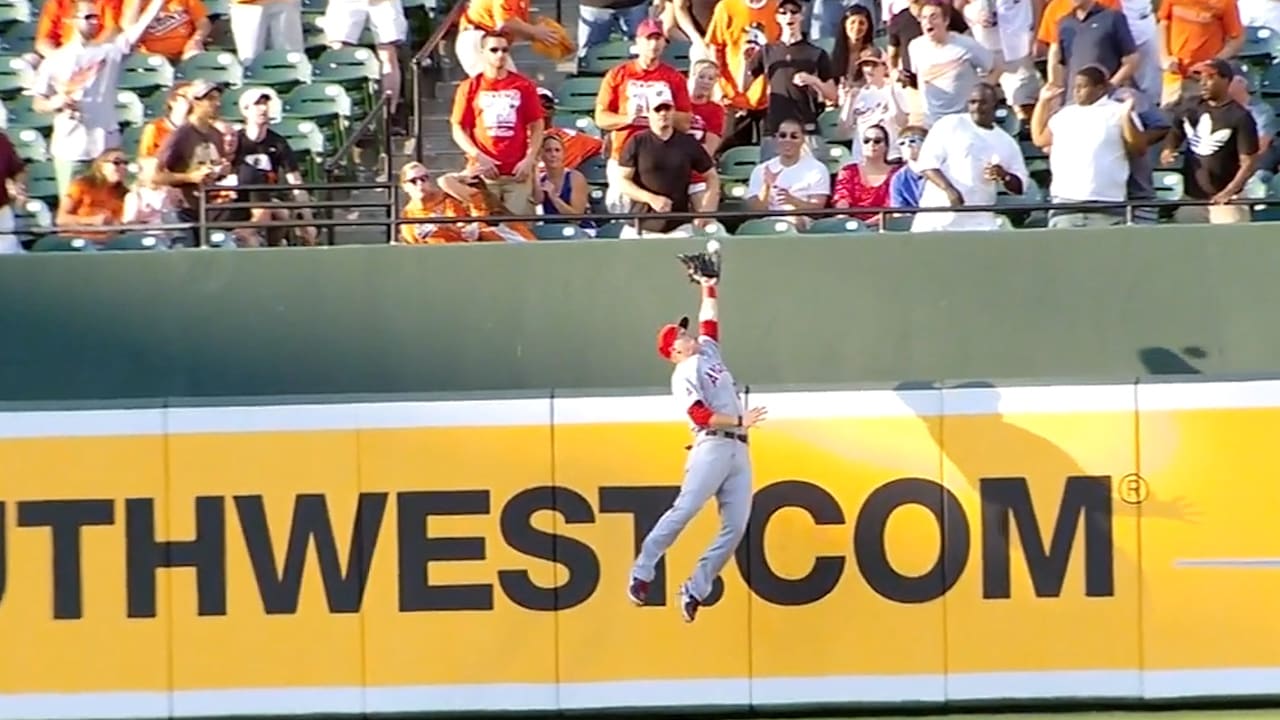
[677,251,721,284]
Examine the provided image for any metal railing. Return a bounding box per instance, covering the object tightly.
[409,0,468,164]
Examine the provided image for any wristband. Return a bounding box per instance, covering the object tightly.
[704,285,717,298]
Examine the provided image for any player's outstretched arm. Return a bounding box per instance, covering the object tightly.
[697,277,718,324]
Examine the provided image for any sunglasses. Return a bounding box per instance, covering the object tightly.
[776,131,802,139]
[777,7,800,14]
[862,136,886,145]
[106,158,128,166]
[78,13,101,20]
[487,46,511,54]
[898,136,923,147]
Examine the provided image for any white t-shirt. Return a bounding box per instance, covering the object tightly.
[907,33,994,127]
[1046,97,1135,203]
[963,0,1034,60]
[1120,0,1157,47]
[845,82,910,162]
[671,330,743,432]
[32,35,132,161]
[745,154,832,212]
[912,112,1029,231]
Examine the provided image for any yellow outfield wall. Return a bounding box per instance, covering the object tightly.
[0,380,1278,718]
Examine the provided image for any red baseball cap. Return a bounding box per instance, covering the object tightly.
[656,316,690,360]
[636,17,666,38]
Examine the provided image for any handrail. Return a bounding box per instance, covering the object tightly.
[409,0,468,163]
[413,0,468,68]
[323,90,394,174]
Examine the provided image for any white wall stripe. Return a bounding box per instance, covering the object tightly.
[2,670,1279,720]
[5,379,1280,440]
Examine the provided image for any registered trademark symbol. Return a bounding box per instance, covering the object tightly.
[1118,474,1149,505]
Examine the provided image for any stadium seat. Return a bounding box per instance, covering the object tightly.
[143,89,172,119]
[283,83,352,146]
[121,125,144,155]
[734,218,801,236]
[534,222,592,240]
[0,1,32,26]
[13,198,53,241]
[119,53,176,95]
[804,217,867,234]
[594,220,627,238]
[0,55,29,100]
[244,49,314,93]
[31,234,97,252]
[1153,170,1184,201]
[312,46,380,114]
[116,90,147,127]
[103,233,166,251]
[553,113,603,138]
[176,51,245,86]
[1241,25,1280,62]
[994,105,1021,137]
[25,161,58,205]
[0,18,35,53]
[717,145,760,182]
[1260,62,1280,96]
[555,76,604,114]
[11,127,47,162]
[579,39,633,75]
[660,40,692,73]
[881,214,913,232]
[204,0,230,16]
[579,155,607,185]
[815,141,852,174]
[5,95,51,134]
[817,108,851,143]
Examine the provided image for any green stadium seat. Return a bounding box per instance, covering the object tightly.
[1153,170,1184,201]
[1260,62,1280,96]
[553,113,603,138]
[804,217,867,234]
[312,46,380,112]
[176,51,244,86]
[0,18,35,53]
[244,49,314,93]
[717,145,760,182]
[13,198,53,243]
[534,222,592,240]
[817,108,851,143]
[283,82,352,146]
[734,218,802,236]
[103,233,166,251]
[555,76,603,114]
[579,155,607,185]
[6,95,52,134]
[25,161,58,205]
[660,40,692,73]
[579,39,633,75]
[0,55,29,100]
[814,141,852,174]
[11,127,47,162]
[32,234,97,252]
[116,90,147,127]
[0,1,32,26]
[994,104,1021,137]
[118,53,175,95]
[881,214,913,232]
[121,124,145,155]
[143,88,172,120]
[1240,25,1279,62]
[594,220,627,238]
[204,0,231,16]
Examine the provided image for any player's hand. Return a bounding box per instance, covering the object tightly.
[743,406,768,428]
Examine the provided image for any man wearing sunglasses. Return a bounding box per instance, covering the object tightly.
[745,0,837,159]
[888,125,928,208]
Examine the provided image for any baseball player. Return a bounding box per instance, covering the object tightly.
[629,266,768,623]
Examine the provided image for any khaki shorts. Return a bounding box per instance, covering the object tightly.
[1174,203,1252,225]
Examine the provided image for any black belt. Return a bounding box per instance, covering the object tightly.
[702,429,748,444]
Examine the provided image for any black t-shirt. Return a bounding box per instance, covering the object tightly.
[887,8,969,73]
[232,127,300,201]
[619,130,714,233]
[155,122,229,211]
[1172,99,1259,199]
[747,38,834,134]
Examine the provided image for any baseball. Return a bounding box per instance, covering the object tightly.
[706,239,721,254]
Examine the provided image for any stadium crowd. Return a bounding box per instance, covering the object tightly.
[1,0,1278,249]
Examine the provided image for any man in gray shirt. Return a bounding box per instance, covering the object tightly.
[907,0,995,127]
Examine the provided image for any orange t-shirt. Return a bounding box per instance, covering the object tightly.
[401,195,468,244]
[688,99,726,183]
[61,177,126,241]
[451,71,545,176]
[1036,0,1120,45]
[451,186,537,242]
[460,0,530,33]
[545,126,603,170]
[125,0,208,61]
[597,60,694,161]
[705,0,781,100]
[138,118,178,160]
[37,0,122,51]
[1157,0,1243,73]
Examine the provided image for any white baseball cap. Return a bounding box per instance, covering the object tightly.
[238,87,283,121]
[647,84,675,110]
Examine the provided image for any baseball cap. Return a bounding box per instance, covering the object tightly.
[778,0,804,10]
[1194,58,1235,80]
[238,87,283,119]
[745,23,768,47]
[647,83,675,110]
[636,17,665,38]
[187,79,224,100]
[656,316,690,360]
[536,86,556,103]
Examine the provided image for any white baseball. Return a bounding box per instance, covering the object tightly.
[706,239,721,254]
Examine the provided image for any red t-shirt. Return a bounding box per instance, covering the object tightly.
[451,71,546,176]
[688,100,725,184]
[597,60,693,161]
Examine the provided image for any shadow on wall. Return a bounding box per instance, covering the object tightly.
[1138,346,1208,376]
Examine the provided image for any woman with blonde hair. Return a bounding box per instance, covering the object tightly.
[687,58,725,215]
[532,135,592,230]
[56,148,130,241]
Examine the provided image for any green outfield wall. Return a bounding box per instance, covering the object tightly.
[3,223,1277,404]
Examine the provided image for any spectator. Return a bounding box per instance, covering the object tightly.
[451,31,546,219]
[138,82,192,160]
[56,148,129,239]
[670,0,720,63]
[830,5,881,87]
[1112,85,1171,224]
[1229,72,1274,156]
[227,87,317,246]
[1120,0,1160,109]
[396,161,468,244]
[811,0,879,41]
[1157,0,1243,109]
[1050,0,1139,102]
[888,124,928,208]
[456,0,559,77]
[887,0,969,76]
[123,159,184,229]
[578,0,650,58]
[1030,67,1144,227]
[122,0,210,62]
[228,0,305,65]
[912,82,1028,231]
[1162,59,1258,224]
[324,0,408,132]
[533,135,593,227]
[615,86,719,238]
[1238,0,1280,31]
[907,0,994,127]
[154,79,234,245]
[688,59,727,213]
[957,0,1040,123]
[32,0,166,197]
[745,118,831,228]
[35,0,121,59]
[538,87,605,170]
[0,130,26,255]
[438,168,539,242]
[746,0,837,158]
[705,0,780,119]
[839,55,909,162]
[594,18,692,212]
[833,123,901,223]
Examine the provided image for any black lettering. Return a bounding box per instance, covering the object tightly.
[17,499,114,620]
[598,486,679,606]
[981,476,1114,598]
[735,480,845,606]
[498,486,599,611]
[854,477,968,604]
[126,497,227,618]
[397,490,491,612]
[235,493,388,614]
